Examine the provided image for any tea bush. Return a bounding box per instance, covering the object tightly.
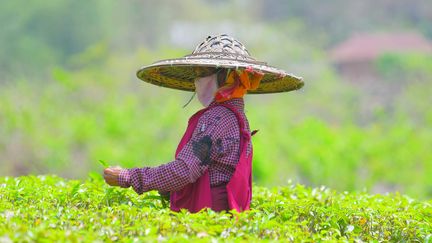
[1,175,431,242]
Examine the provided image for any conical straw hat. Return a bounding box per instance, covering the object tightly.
[137,34,304,94]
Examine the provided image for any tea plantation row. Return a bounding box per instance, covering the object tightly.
[0,175,431,242]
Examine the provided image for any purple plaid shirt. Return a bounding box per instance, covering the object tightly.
[118,98,251,194]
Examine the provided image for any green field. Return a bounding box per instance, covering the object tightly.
[1,175,431,242]
[1,2,432,241]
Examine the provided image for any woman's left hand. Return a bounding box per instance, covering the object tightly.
[103,166,122,186]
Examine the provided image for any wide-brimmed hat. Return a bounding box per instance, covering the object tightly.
[136,34,304,94]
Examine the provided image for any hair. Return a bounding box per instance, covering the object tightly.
[216,68,229,88]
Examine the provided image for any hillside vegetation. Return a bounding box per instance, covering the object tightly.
[0,175,431,241]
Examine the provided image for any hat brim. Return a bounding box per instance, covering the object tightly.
[136,56,304,94]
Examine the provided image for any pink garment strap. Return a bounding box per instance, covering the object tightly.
[170,107,213,213]
[216,103,252,212]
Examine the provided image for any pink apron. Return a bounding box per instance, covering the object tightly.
[170,103,253,213]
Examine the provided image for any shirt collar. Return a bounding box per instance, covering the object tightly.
[208,98,244,111]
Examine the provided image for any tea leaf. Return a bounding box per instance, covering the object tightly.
[98,160,109,168]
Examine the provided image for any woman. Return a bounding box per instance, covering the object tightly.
[103,34,303,213]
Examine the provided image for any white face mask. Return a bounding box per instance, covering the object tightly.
[194,73,218,107]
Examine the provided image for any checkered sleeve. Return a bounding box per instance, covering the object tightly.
[117,106,239,194]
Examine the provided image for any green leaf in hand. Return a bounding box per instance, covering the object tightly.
[98,160,109,168]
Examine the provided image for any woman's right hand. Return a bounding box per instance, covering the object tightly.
[103,166,122,186]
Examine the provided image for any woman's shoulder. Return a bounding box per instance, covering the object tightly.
[204,104,239,122]
[194,105,240,134]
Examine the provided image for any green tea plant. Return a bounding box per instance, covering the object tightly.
[0,175,431,242]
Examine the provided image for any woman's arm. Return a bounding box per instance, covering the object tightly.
[118,156,205,194]
[116,107,239,194]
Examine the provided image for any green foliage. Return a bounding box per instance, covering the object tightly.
[0,175,430,241]
[0,0,116,79]
[375,52,432,81]
[1,46,432,198]
[1,0,432,209]
[98,160,109,168]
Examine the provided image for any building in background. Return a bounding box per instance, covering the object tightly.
[329,32,432,82]
[329,32,432,122]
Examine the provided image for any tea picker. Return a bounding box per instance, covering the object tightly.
[103,34,303,212]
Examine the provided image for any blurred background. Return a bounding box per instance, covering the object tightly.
[1,0,431,198]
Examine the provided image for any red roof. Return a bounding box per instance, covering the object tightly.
[329,32,432,63]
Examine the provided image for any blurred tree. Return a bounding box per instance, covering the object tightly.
[0,0,116,79]
[260,0,432,46]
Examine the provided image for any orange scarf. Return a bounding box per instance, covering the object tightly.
[215,67,264,102]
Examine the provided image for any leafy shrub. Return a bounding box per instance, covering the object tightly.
[0,175,431,241]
